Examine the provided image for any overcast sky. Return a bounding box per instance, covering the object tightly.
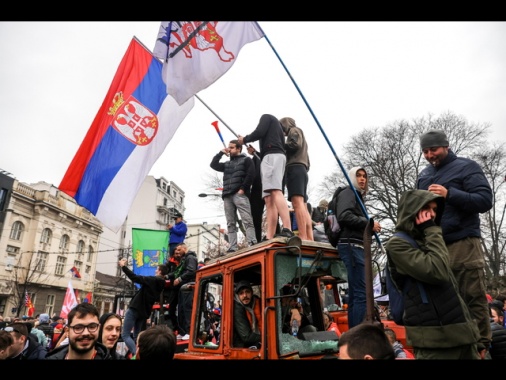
[1,21,505,230]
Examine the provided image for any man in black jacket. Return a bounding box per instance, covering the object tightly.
[167,243,197,340]
[118,258,168,355]
[5,322,47,360]
[417,129,493,358]
[45,303,111,360]
[210,139,257,252]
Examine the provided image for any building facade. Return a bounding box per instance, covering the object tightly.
[0,171,102,318]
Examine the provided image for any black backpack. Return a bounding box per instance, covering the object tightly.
[323,186,345,247]
[385,231,428,325]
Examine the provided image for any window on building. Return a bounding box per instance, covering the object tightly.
[87,246,94,262]
[55,256,66,276]
[40,228,52,244]
[164,198,168,206]
[162,183,166,191]
[59,234,69,251]
[6,252,17,271]
[45,294,55,317]
[10,221,24,240]
[77,240,85,260]
[35,251,48,272]
[85,265,91,275]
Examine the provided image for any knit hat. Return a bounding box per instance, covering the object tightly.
[318,199,328,208]
[420,129,449,149]
[39,313,50,323]
[235,280,252,294]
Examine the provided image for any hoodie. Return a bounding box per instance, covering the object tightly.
[335,166,369,243]
[385,189,480,351]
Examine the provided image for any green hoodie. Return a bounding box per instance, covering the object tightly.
[385,189,479,350]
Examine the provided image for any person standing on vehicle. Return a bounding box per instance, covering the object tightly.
[416,129,493,358]
[385,189,480,359]
[279,117,313,241]
[336,166,381,329]
[167,212,187,257]
[238,114,294,240]
[210,139,257,252]
[118,258,168,355]
[246,144,265,242]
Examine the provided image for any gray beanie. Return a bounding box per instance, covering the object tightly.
[420,129,449,149]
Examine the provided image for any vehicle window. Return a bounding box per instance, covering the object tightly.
[195,275,222,349]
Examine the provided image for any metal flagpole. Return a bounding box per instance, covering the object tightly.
[257,23,381,246]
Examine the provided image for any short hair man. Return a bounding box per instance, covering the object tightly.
[135,324,177,360]
[338,323,395,360]
[210,139,257,252]
[417,129,493,358]
[45,303,110,360]
[5,322,47,360]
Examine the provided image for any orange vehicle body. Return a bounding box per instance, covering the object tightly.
[172,236,412,360]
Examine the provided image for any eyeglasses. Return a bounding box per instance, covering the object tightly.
[2,327,21,334]
[68,323,99,334]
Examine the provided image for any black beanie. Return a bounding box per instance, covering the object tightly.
[420,129,449,149]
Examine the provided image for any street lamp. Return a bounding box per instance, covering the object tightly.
[198,193,221,198]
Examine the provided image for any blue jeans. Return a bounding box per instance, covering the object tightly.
[338,243,366,328]
[121,307,146,354]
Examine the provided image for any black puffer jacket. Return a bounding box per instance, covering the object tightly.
[210,152,254,198]
[490,322,506,359]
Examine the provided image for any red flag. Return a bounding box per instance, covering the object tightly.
[70,266,81,278]
[25,291,35,317]
[61,281,78,319]
[84,292,93,304]
[153,21,264,105]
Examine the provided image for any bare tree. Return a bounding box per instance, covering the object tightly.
[473,143,506,283]
[320,111,492,264]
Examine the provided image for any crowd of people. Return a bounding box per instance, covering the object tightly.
[3,122,506,360]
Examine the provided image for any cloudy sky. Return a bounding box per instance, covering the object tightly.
[1,21,505,230]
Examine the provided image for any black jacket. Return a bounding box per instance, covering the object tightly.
[8,334,47,360]
[122,266,166,319]
[169,251,198,286]
[416,149,493,244]
[490,322,506,360]
[210,152,255,198]
[45,341,111,360]
[242,114,285,159]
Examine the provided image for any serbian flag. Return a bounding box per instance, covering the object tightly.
[153,21,264,105]
[25,291,35,317]
[70,266,81,278]
[59,37,194,232]
[61,281,78,319]
[132,228,169,285]
[83,292,93,303]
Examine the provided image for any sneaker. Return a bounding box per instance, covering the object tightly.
[181,334,190,341]
[226,248,236,253]
[275,228,295,238]
[177,334,184,340]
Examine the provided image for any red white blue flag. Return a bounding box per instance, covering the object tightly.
[70,266,81,278]
[153,21,264,105]
[59,37,194,232]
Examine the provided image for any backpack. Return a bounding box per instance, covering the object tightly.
[323,186,345,247]
[385,231,427,326]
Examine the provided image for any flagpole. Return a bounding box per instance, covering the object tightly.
[259,27,381,246]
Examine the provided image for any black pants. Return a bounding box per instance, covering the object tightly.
[249,191,264,242]
[177,284,194,336]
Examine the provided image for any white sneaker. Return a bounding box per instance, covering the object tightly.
[181,334,190,340]
[177,334,184,340]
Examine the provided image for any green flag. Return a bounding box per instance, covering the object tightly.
[132,228,169,277]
